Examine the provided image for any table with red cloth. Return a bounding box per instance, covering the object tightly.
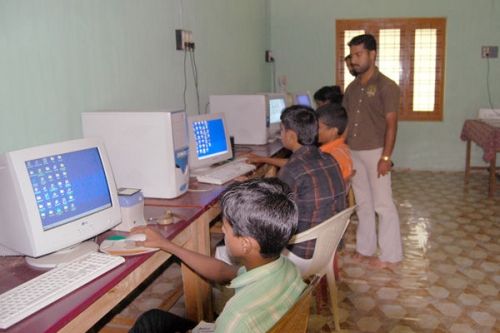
[460,119,500,197]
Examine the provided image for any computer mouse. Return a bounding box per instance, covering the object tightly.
[126,233,147,242]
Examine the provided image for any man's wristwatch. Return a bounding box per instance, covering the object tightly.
[381,155,391,162]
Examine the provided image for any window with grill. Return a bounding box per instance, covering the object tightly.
[336,18,446,121]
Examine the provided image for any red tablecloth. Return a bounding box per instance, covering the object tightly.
[460,119,500,162]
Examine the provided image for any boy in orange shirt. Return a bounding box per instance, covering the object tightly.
[316,103,353,280]
[317,103,353,181]
[246,104,353,182]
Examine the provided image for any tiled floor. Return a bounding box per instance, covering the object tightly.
[310,171,500,333]
[98,171,500,333]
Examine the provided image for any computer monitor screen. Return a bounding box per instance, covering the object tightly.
[266,93,288,141]
[269,97,287,124]
[188,113,232,170]
[295,92,312,107]
[0,138,121,267]
[26,148,112,231]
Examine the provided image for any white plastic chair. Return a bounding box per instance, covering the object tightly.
[288,206,356,332]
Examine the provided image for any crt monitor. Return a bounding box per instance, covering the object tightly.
[294,91,313,108]
[267,93,288,137]
[188,113,233,171]
[0,138,121,267]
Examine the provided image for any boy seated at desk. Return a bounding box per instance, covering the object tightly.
[316,103,353,181]
[129,178,306,333]
[232,106,346,274]
[274,105,346,273]
[246,104,353,182]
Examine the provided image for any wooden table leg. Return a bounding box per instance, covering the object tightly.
[182,205,219,322]
[489,154,496,198]
[465,140,471,185]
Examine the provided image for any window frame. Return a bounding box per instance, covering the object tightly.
[336,18,446,121]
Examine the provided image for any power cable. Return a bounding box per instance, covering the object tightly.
[190,47,201,115]
[183,48,188,113]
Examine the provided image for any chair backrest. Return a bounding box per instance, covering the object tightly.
[288,206,356,278]
[267,275,321,333]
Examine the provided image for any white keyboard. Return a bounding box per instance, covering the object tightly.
[195,161,256,185]
[0,251,125,329]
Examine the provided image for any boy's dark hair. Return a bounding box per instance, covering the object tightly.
[313,86,343,105]
[348,33,377,51]
[316,104,348,135]
[280,105,318,145]
[220,178,298,258]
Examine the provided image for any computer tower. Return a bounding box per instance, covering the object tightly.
[81,110,189,199]
[209,95,268,145]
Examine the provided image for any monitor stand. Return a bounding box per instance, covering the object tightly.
[267,131,281,143]
[190,166,213,178]
[267,127,281,143]
[25,241,99,269]
[190,159,234,177]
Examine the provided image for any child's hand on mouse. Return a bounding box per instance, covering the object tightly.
[130,226,170,250]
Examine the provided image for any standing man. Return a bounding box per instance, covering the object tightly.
[343,34,403,268]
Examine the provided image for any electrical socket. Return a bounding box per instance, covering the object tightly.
[176,29,194,51]
[265,50,274,63]
[481,46,498,58]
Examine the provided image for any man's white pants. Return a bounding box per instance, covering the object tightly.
[351,148,403,263]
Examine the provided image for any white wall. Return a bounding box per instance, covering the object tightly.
[0,0,269,153]
[269,0,500,171]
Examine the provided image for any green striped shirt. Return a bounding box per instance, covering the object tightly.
[215,256,306,333]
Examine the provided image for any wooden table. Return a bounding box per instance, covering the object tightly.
[0,142,284,333]
[0,204,218,333]
[461,119,500,197]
